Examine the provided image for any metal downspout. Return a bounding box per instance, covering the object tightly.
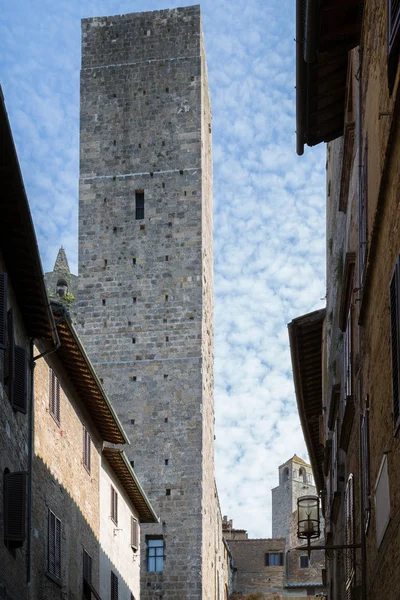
[356,44,367,600]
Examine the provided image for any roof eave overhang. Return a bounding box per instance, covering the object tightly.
[296,0,363,155]
[288,308,326,493]
[0,87,57,345]
[103,446,159,523]
[51,301,130,446]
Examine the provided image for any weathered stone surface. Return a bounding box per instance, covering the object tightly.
[77,6,225,599]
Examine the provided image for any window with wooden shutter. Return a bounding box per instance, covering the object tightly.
[83,549,92,599]
[390,257,400,433]
[361,406,371,533]
[345,474,355,599]
[111,571,118,600]
[48,510,61,580]
[0,273,7,350]
[83,426,91,474]
[111,486,118,525]
[4,309,15,400]
[49,367,61,425]
[4,470,27,546]
[131,516,138,551]
[374,454,391,547]
[359,143,368,286]
[12,346,27,413]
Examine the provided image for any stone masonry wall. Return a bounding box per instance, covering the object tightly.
[227,539,286,595]
[77,6,223,599]
[31,351,102,600]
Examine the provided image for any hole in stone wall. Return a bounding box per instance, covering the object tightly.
[104,198,107,203]
[165,255,168,261]
[132,338,136,344]
[168,222,172,227]
[130,460,134,468]
[140,224,145,231]
[165,87,169,92]
[102,299,106,306]
[164,417,168,423]
[165,336,169,342]
[143,90,146,95]
[163,318,167,323]
[131,376,137,382]
[165,295,168,301]
[179,170,183,175]
[162,182,165,188]
[113,140,116,146]
[114,93,117,98]
[138,143,141,148]
[133,296,137,303]
[164,374,168,380]
[100,378,103,384]
[128,321,132,326]
[133,257,136,265]
[165,459,169,465]
[162,141,165,146]
[184,191,187,196]
[150,172,153,177]
[113,176,116,181]
[166,489,171,496]
[131,419,135,425]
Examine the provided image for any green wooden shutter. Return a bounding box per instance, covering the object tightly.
[4,471,27,545]
[0,273,7,350]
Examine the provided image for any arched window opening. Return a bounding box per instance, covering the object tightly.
[283,467,290,482]
[56,279,68,298]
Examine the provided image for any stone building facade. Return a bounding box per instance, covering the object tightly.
[290,1,400,599]
[76,6,225,599]
[0,87,57,600]
[225,457,325,599]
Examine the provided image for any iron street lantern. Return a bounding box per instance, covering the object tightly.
[297,495,320,540]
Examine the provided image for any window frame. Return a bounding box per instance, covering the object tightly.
[111,571,118,600]
[111,485,118,525]
[265,551,284,567]
[131,516,139,552]
[83,425,91,474]
[48,509,62,581]
[147,537,164,572]
[49,367,61,425]
[300,555,309,568]
[135,190,145,220]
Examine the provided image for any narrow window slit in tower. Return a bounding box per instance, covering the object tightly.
[163,318,167,323]
[100,378,103,384]
[162,182,165,189]
[114,93,117,98]
[164,374,168,380]
[132,338,136,344]
[150,172,153,177]
[179,170,183,175]
[166,489,171,496]
[184,191,187,196]
[131,376,137,382]
[104,259,108,267]
[165,459,169,465]
[168,222,172,227]
[164,417,168,423]
[113,140,116,146]
[130,460,134,468]
[104,198,107,203]
[133,257,136,265]
[135,190,144,220]
[138,143,141,148]
[133,296,137,303]
[130,419,135,425]
[165,255,169,261]
[165,295,168,302]
[103,320,107,327]
[113,176,116,181]
[143,90,146,95]
[165,336,169,342]
[140,224,145,231]
[165,87,169,93]
[162,141,165,146]
[128,321,132,326]
[102,299,106,306]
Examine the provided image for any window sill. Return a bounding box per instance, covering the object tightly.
[46,571,62,587]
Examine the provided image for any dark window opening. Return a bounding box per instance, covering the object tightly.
[135,191,144,220]
[166,489,171,496]
[165,459,169,465]
[48,510,61,579]
[131,419,135,425]
[133,296,137,304]
[165,295,168,301]
[265,552,284,567]
[165,255,169,261]
[130,460,134,468]
[164,374,168,380]
[4,470,27,547]
[132,257,136,265]
[111,571,118,600]
[102,299,106,306]
[83,549,92,599]
[56,279,68,298]
[132,338,136,344]
[165,336,169,342]
[300,555,309,568]
[164,417,168,423]
[132,376,137,382]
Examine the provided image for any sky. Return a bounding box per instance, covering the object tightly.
[1,0,326,537]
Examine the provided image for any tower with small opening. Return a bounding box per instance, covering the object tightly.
[271,455,316,545]
[77,6,221,600]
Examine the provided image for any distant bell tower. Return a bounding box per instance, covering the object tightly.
[271,455,316,545]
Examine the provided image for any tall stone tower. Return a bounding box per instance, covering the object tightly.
[78,6,221,599]
[271,455,316,545]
